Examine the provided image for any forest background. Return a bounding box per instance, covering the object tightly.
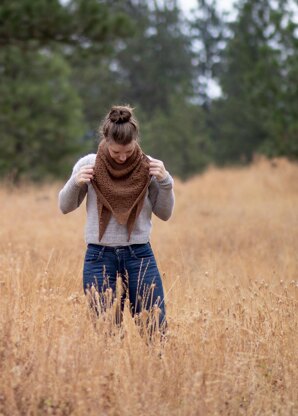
[1,0,298,181]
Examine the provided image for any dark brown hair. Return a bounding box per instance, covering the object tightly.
[99,105,139,145]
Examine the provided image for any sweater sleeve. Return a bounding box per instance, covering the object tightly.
[148,172,175,221]
[58,154,95,214]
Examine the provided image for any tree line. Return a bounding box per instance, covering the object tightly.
[0,0,297,181]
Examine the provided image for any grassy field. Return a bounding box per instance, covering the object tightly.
[0,157,297,415]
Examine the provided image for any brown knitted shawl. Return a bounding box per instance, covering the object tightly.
[91,140,151,242]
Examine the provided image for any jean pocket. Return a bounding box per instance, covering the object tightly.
[130,243,153,260]
[84,246,105,264]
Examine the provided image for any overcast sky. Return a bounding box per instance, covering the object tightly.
[179,0,298,21]
[179,0,236,15]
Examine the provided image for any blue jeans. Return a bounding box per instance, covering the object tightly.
[83,242,166,329]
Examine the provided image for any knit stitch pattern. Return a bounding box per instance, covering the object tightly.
[91,140,151,241]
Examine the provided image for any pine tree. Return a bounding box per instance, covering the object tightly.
[211,0,298,163]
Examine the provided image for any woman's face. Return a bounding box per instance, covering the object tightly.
[107,140,136,164]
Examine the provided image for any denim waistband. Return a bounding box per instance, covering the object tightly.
[87,242,149,252]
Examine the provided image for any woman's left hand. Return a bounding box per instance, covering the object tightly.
[149,158,168,182]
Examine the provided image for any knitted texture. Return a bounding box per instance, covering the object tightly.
[91,140,151,241]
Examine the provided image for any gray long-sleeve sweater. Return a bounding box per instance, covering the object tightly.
[58,153,175,246]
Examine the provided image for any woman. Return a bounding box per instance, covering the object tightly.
[59,105,174,332]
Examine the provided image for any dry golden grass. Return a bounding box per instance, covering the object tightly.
[0,157,297,415]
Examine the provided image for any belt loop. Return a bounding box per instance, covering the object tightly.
[128,245,134,256]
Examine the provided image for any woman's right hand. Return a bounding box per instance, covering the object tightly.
[75,165,94,186]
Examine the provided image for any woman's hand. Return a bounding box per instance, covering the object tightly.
[75,164,94,186]
[149,158,168,182]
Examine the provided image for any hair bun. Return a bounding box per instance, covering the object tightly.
[109,106,132,124]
